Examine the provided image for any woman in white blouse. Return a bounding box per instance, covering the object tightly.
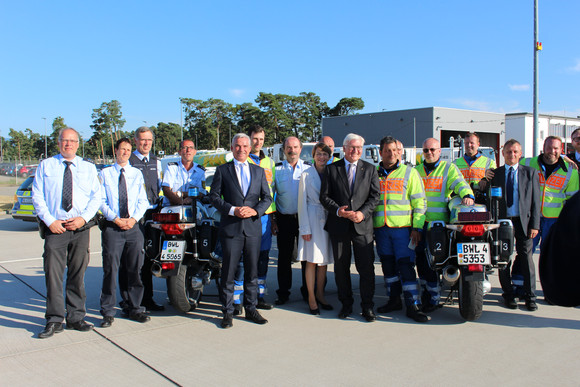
[297,143,334,315]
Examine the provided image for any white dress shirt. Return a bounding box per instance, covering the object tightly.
[99,163,150,222]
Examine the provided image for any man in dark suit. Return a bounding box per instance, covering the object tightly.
[320,133,380,321]
[481,139,541,311]
[210,133,273,329]
[565,128,580,169]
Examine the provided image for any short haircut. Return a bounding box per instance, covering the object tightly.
[312,142,332,158]
[343,133,365,147]
[379,136,398,151]
[248,125,265,137]
[283,136,302,149]
[464,132,480,142]
[503,139,521,149]
[570,128,580,138]
[545,135,562,145]
[58,127,80,141]
[232,133,250,148]
[135,126,154,140]
[115,137,132,150]
[180,139,196,149]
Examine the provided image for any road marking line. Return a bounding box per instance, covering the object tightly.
[1,251,103,264]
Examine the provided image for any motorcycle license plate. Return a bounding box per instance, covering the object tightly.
[457,242,490,265]
[160,240,185,261]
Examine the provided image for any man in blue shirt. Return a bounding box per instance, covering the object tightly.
[32,128,101,339]
[99,138,151,327]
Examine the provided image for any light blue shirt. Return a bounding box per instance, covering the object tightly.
[274,159,310,215]
[32,154,101,227]
[99,163,149,221]
[161,160,206,206]
[505,164,519,217]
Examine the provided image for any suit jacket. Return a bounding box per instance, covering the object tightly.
[210,161,272,238]
[489,164,541,232]
[320,158,380,236]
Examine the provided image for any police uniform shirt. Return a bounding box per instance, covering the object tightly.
[274,159,310,215]
[99,163,150,221]
[131,150,162,208]
[32,154,101,227]
[161,160,206,206]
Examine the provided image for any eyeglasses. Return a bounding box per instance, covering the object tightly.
[60,139,79,144]
[423,148,440,153]
[181,146,195,151]
[346,146,363,151]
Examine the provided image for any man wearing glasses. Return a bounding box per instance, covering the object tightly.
[565,128,580,169]
[162,140,206,206]
[414,138,474,313]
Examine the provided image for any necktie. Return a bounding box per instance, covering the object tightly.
[119,168,129,218]
[506,166,514,208]
[61,161,73,212]
[348,163,356,193]
[143,157,148,164]
[240,163,249,195]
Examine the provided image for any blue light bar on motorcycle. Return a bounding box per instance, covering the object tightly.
[490,186,502,198]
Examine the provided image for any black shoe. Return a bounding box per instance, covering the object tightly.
[361,308,377,322]
[257,298,273,310]
[504,296,518,309]
[377,298,403,314]
[38,322,64,339]
[100,316,114,328]
[422,303,439,313]
[525,299,538,311]
[221,313,233,329]
[233,304,243,316]
[245,309,268,325]
[66,320,93,332]
[310,307,320,315]
[316,298,334,311]
[275,297,289,306]
[129,312,151,323]
[142,300,165,311]
[338,305,352,319]
[406,305,429,323]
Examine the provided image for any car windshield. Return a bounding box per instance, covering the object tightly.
[19,176,34,190]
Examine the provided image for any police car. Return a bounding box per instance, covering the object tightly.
[11,176,36,221]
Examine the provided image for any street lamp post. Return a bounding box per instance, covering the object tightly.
[42,117,47,159]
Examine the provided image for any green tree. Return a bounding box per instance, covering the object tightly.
[90,100,126,160]
[154,122,182,155]
[327,97,365,116]
[181,98,236,149]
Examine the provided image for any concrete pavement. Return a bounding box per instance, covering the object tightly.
[0,214,579,386]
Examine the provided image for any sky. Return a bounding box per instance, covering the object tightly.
[1,1,579,140]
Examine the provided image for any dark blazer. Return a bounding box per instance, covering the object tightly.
[488,164,541,232]
[210,161,272,238]
[320,158,380,235]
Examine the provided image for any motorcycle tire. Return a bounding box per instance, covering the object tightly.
[167,264,203,314]
[458,269,484,321]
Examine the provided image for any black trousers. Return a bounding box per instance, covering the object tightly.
[43,228,90,324]
[275,213,306,299]
[220,234,261,314]
[101,224,145,317]
[499,216,536,299]
[329,231,376,309]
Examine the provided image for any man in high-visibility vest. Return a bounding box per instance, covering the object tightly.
[319,136,341,164]
[454,132,496,189]
[415,138,474,312]
[373,136,429,323]
[232,126,276,314]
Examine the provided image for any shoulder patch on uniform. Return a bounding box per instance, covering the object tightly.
[304,161,312,166]
[82,158,94,164]
[275,162,283,166]
[196,164,206,171]
[168,162,178,166]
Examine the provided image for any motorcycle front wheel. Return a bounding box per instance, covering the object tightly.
[167,264,203,313]
[458,268,483,321]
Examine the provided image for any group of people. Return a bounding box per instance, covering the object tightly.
[32,124,580,337]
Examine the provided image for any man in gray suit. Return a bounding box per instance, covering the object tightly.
[481,139,541,311]
[210,133,273,328]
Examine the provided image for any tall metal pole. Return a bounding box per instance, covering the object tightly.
[533,0,540,156]
[42,117,47,159]
[180,101,184,142]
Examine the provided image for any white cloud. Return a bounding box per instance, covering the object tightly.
[508,84,530,91]
[448,98,492,112]
[568,59,580,72]
[229,89,245,98]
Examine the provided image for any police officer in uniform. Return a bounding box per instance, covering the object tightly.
[454,132,497,189]
[124,126,164,312]
[33,128,101,338]
[162,139,206,206]
[99,138,151,327]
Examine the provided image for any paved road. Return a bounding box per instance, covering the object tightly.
[0,214,579,386]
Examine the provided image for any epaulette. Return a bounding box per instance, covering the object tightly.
[196,164,206,171]
[275,162,283,166]
[168,162,178,166]
[83,158,94,164]
[304,161,312,166]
